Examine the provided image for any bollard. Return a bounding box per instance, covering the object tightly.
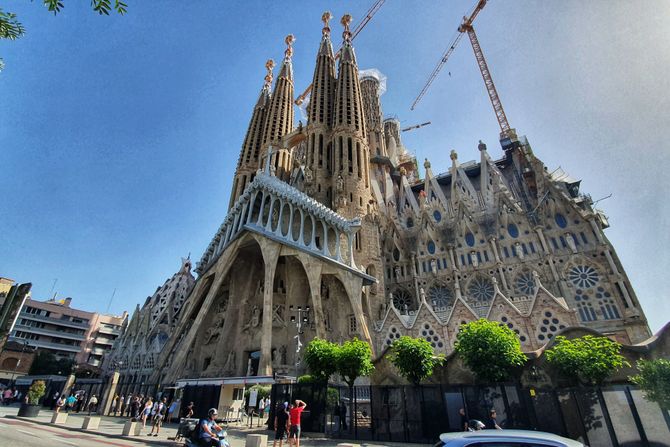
[82,416,101,430]
[51,412,68,424]
[245,433,268,447]
[122,420,142,436]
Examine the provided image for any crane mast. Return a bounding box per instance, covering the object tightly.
[411,0,514,140]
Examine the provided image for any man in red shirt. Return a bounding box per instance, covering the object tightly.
[288,399,307,447]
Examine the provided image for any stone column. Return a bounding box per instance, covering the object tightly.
[258,241,281,376]
[338,272,373,353]
[100,370,120,416]
[299,255,326,338]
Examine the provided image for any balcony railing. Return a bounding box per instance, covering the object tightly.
[19,312,89,329]
[13,324,86,341]
[8,337,81,353]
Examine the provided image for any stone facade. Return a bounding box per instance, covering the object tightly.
[148,13,651,386]
[104,258,195,390]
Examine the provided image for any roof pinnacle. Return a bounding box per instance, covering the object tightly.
[341,14,352,41]
[264,59,275,88]
[284,34,295,60]
[322,11,332,36]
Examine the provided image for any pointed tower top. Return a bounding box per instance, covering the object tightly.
[322,11,332,36]
[478,140,487,152]
[341,14,352,41]
[284,34,295,60]
[264,59,275,88]
[450,149,458,161]
[424,158,431,169]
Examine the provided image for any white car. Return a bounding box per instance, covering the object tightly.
[435,430,584,447]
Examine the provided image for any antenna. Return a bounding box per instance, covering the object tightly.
[48,278,58,297]
[106,288,116,314]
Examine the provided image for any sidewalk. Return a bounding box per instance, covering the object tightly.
[0,405,430,447]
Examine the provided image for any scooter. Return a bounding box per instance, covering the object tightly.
[180,419,229,447]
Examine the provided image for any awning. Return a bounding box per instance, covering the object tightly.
[174,375,275,388]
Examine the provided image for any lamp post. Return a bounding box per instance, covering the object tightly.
[289,305,310,370]
[9,339,29,385]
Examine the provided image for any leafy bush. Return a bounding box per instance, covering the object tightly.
[244,384,271,401]
[304,338,339,383]
[389,336,444,385]
[336,337,374,388]
[630,359,670,409]
[455,319,527,382]
[545,335,629,385]
[27,380,46,405]
[297,374,314,384]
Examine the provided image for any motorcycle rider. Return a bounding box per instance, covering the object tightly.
[198,408,226,447]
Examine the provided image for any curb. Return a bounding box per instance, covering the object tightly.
[5,415,178,446]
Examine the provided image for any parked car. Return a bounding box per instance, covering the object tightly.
[434,429,584,447]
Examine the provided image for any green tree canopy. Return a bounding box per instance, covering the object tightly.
[336,337,374,388]
[389,336,444,385]
[27,380,46,405]
[304,338,339,383]
[29,350,75,376]
[630,359,670,410]
[545,335,629,385]
[455,319,527,383]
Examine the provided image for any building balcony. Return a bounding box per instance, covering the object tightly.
[19,312,89,330]
[9,338,82,353]
[97,326,121,336]
[13,324,86,341]
[90,347,107,356]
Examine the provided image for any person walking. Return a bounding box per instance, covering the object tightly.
[272,402,290,447]
[141,397,153,427]
[131,395,142,420]
[55,395,65,413]
[148,397,168,437]
[288,399,307,447]
[66,394,76,412]
[167,398,179,424]
[339,401,347,431]
[87,394,98,414]
[485,409,502,430]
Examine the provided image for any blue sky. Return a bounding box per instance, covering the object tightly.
[1,1,668,333]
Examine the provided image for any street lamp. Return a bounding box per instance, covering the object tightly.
[9,339,30,384]
[289,305,310,368]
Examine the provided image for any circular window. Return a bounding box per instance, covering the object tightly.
[514,271,537,296]
[465,232,475,247]
[392,289,415,310]
[568,265,600,288]
[507,224,519,238]
[467,277,495,302]
[555,213,568,228]
[427,241,436,254]
[428,285,453,309]
[433,210,442,222]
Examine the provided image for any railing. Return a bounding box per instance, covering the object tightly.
[13,323,86,341]
[19,312,90,329]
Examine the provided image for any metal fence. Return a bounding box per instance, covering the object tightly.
[269,382,670,447]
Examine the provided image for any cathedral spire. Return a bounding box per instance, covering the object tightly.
[307,12,336,126]
[228,60,273,209]
[262,35,295,147]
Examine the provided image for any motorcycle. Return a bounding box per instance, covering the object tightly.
[177,417,230,447]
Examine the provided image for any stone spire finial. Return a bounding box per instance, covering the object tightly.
[478,140,487,152]
[424,158,431,169]
[341,14,352,41]
[264,59,275,88]
[322,11,332,36]
[284,34,295,60]
[450,149,458,161]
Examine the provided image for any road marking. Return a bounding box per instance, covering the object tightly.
[17,428,40,437]
[52,437,78,446]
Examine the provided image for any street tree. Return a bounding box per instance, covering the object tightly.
[545,335,629,385]
[630,358,670,409]
[455,319,527,383]
[0,0,127,70]
[336,337,374,431]
[304,338,339,383]
[389,336,444,385]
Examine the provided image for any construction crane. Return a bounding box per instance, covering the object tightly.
[410,0,513,139]
[295,0,386,106]
[401,121,431,132]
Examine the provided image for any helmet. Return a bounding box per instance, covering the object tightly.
[208,408,218,417]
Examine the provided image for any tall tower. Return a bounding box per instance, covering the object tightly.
[305,12,337,206]
[228,60,273,209]
[360,74,386,158]
[331,15,372,218]
[261,35,296,181]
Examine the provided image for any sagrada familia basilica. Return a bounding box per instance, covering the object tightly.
[106,13,650,389]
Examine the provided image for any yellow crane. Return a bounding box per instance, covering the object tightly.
[411,0,513,139]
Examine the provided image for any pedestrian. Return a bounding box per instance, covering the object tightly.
[87,394,98,414]
[55,395,65,413]
[272,402,290,447]
[339,401,347,431]
[459,408,469,431]
[141,397,153,427]
[167,398,179,424]
[148,397,168,437]
[183,401,195,419]
[485,409,502,430]
[288,399,307,447]
[110,394,119,416]
[2,388,11,405]
[126,394,133,417]
[51,391,60,410]
[131,395,142,420]
[258,397,265,416]
[66,394,76,412]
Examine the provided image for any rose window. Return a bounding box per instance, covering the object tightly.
[392,289,415,311]
[428,285,453,310]
[468,277,495,302]
[514,271,537,296]
[568,265,599,289]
